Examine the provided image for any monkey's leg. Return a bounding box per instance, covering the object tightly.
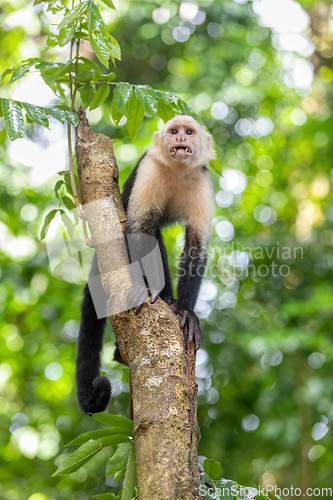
[130,229,175,313]
[156,230,175,304]
[124,219,165,313]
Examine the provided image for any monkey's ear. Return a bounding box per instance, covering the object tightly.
[153,130,162,146]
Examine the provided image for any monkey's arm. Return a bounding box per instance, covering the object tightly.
[174,226,207,350]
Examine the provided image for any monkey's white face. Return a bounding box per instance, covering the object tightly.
[151,114,216,169]
[165,123,197,160]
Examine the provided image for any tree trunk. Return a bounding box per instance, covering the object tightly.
[75,109,201,499]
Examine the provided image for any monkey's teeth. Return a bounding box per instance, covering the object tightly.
[170,146,192,155]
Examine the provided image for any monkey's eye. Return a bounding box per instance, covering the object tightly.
[185,129,194,135]
[170,128,178,135]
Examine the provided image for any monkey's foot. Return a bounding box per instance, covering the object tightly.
[127,284,159,314]
[175,308,202,350]
[163,296,176,307]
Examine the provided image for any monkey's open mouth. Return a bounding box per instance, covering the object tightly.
[170,146,192,158]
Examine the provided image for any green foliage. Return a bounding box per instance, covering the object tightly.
[87,0,120,68]
[135,85,158,117]
[203,458,222,480]
[106,442,131,477]
[121,444,136,500]
[40,208,59,240]
[53,439,103,476]
[126,93,145,141]
[1,98,78,140]
[113,81,133,115]
[52,412,135,498]
[92,412,134,434]
[1,98,24,140]
[200,461,281,500]
[1,0,219,174]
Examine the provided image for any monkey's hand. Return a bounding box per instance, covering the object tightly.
[174,307,202,350]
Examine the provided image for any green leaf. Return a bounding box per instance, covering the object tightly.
[1,68,14,83]
[78,56,101,71]
[80,85,94,107]
[90,84,110,111]
[201,472,216,498]
[122,444,136,500]
[54,180,64,199]
[40,106,77,126]
[113,82,133,115]
[41,61,73,85]
[58,1,89,29]
[209,156,222,176]
[58,26,75,47]
[157,98,175,123]
[35,61,54,70]
[77,70,94,82]
[108,34,121,61]
[111,96,123,125]
[62,196,76,212]
[135,85,157,117]
[100,0,115,9]
[2,99,24,141]
[87,1,112,68]
[2,59,43,84]
[53,439,102,476]
[64,110,78,126]
[98,434,131,446]
[203,459,222,481]
[99,71,116,82]
[42,106,65,123]
[106,442,131,477]
[113,468,126,481]
[22,102,49,128]
[44,33,58,50]
[126,94,145,141]
[40,209,58,240]
[92,412,134,435]
[66,428,129,448]
[156,91,182,112]
[215,479,237,500]
[60,211,75,238]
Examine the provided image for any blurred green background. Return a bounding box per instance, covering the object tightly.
[1,0,333,498]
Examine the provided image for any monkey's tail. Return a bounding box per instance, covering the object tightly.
[76,281,111,414]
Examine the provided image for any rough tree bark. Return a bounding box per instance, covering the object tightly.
[75,108,201,499]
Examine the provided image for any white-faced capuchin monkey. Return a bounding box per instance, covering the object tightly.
[76,114,216,414]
